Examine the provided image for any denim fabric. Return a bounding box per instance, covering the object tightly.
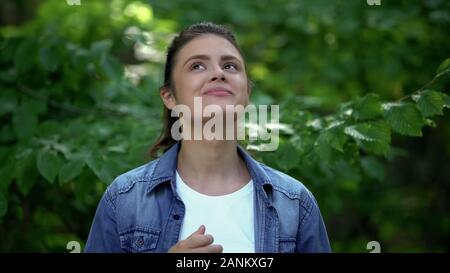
[84,142,331,253]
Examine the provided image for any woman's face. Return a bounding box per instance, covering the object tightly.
[162,34,250,114]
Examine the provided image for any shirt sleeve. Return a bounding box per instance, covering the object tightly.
[296,193,332,253]
[84,187,122,253]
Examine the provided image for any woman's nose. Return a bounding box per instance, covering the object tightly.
[210,66,226,82]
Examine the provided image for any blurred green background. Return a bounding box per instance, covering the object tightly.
[0,0,449,252]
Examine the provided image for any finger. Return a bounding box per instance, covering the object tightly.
[183,234,214,249]
[192,225,205,236]
[189,244,223,253]
[197,225,206,235]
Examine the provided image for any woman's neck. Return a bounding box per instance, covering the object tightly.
[176,139,251,196]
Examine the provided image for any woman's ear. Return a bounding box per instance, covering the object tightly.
[160,86,176,110]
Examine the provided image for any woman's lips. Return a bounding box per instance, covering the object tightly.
[203,88,233,97]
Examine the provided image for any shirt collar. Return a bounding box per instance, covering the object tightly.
[146,141,273,203]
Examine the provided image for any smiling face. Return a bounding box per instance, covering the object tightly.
[160,34,251,114]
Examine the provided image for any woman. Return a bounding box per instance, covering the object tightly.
[85,22,331,253]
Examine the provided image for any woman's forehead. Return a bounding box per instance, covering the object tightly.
[177,34,243,62]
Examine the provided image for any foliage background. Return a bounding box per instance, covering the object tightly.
[0,0,449,252]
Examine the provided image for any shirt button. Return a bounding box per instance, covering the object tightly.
[173,214,180,220]
[135,237,144,246]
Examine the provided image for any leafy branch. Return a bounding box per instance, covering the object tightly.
[250,58,450,185]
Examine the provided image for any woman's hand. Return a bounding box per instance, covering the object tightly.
[168,225,223,253]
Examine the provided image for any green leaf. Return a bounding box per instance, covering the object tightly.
[334,160,362,185]
[0,192,7,219]
[0,124,15,143]
[0,91,17,117]
[15,152,38,196]
[314,126,347,163]
[14,39,37,72]
[100,54,123,80]
[101,157,128,183]
[261,152,278,170]
[361,156,385,182]
[128,142,151,164]
[277,142,300,171]
[0,67,17,83]
[315,137,333,163]
[37,120,61,137]
[12,106,38,140]
[32,208,63,230]
[58,159,85,184]
[424,119,437,128]
[353,93,383,120]
[85,153,103,179]
[385,146,409,161]
[442,93,450,109]
[85,153,116,183]
[317,126,347,152]
[39,46,59,72]
[412,90,444,117]
[0,161,15,193]
[382,102,424,137]
[436,58,450,75]
[344,121,391,155]
[37,149,63,183]
[90,40,113,58]
[344,121,390,142]
[22,99,47,115]
[1,38,18,62]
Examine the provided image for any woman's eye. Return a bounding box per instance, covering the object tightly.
[224,63,238,71]
[191,63,205,70]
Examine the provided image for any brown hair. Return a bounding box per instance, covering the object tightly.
[149,22,249,157]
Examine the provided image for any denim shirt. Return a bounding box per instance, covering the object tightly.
[84,142,331,253]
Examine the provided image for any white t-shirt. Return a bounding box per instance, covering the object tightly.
[175,170,255,253]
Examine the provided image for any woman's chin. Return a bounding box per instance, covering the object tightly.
[201,97,238,110]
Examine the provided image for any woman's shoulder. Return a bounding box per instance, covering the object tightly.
[258,162,316,204]
[105,158,161,197]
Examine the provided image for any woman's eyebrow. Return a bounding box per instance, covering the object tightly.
[182,54,242,67]
[221,55,242,64]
